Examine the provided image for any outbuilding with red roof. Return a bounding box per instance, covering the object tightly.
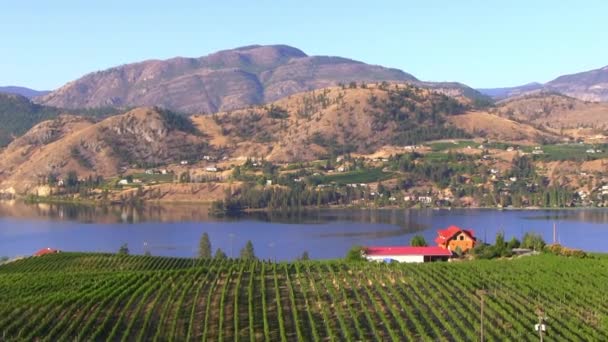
[34,248,60,257]
[363,246,452,263]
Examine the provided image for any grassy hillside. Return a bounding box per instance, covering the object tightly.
[192,84,526,163]
[494,92,608,130]
[1,252,607,340]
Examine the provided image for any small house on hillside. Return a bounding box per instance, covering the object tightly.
[435,225,476,253]
[363,246,452,263]
[34,248,60,257]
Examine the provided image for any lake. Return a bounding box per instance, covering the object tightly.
[1,201,608,260]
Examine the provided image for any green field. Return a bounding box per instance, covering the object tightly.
[129,172,175,183]
[1,253,607,341]
[526,144,608,161]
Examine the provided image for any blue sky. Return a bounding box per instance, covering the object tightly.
[2,1,607,90]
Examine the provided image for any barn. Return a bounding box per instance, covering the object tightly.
[363,246,453,263]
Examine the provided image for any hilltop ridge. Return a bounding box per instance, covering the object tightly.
[35,44,492,114]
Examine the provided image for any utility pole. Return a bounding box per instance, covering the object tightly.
[229,233,235,258]
[535,306,547,342]
[269,242,276,263]
[476,289,486,342]
[481,294,484,342]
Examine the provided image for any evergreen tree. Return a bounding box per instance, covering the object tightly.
[495,232,506,249]
[299,251,310,261]
[198,232,212,259]
[239,240,256,260]
[215,248,227,260]
[410,235,428,247]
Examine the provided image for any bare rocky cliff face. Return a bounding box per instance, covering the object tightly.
[36,45,419,113]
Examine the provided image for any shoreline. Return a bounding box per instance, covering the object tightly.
[6,196,608,212]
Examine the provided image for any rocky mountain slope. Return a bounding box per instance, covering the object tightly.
[0,107,211,194]
[0,85,564,195]
[36,44,488,113]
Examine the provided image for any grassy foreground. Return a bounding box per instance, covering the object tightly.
[1,253,607,341]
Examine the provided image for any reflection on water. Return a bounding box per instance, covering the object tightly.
[2,201,608,260]
[0,201,215,224]
[524,209,608,224]
[0,201,431,234]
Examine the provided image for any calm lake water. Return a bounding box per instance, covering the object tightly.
[1,201,608,260]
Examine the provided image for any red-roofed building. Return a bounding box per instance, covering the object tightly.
[363,246,452,263]
[34,248,60,257]
[435,225,476,253]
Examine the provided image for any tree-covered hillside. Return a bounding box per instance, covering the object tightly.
[0,93,60,146]
[0,93,121,147]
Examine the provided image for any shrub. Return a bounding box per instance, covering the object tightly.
[522,232,546,251]
[267,105,289,119]
[507,237,521,249]
[345,245,366,262]
[545,244,587,258]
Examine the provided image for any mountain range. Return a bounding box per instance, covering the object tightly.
[34,45,488,114]
[2,44,607,116]
[0,86,50,98]
[2,44,605,114]
[479,65,608,101]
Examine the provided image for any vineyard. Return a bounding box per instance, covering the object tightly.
[1,252,608,341]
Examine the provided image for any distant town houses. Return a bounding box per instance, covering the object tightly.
[532,147,544,155]
[418,196,433,204]
[586,149,603,154]
[145,169,170,175]
[403,145,424,151]
[401,194,434,204]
